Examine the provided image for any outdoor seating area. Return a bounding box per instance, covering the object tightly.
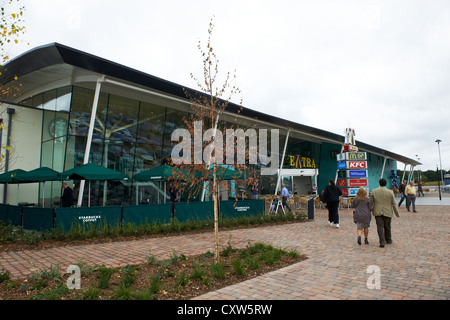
[261,193,324,215]
[0,163,248,208]
[0,198,265,232]
[260,193,356,215]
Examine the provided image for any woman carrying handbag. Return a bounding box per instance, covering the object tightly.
[352,187,372,245]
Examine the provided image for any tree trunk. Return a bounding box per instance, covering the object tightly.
[213,166,219,263]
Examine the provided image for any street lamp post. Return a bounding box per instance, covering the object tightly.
[435,139,443,200]
[415,155,421,182]
[437,165,442,201]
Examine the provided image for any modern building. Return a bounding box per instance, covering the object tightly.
[0,43,420,207]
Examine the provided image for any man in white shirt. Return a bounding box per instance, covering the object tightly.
[281,184,291,212]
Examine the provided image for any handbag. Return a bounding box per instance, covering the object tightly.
[353,200,359,223]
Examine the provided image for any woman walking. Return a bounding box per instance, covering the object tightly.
[322,179,342,228]
[352,187,372,245]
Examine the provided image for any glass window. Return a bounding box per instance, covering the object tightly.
[103,94,139,168]
[32,93,43,108]
[55,86,72,112]
[42,109,56,142]
[133,102,166,171]
[42,90,57,111]
[162,108,188,160]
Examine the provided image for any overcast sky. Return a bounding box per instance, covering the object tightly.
[8,0,450,172]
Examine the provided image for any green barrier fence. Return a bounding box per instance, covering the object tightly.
[0,204,22,226]
[0,199,264,232]
[23,207,54,231]
[123,204,172,225]
[55,206,122,232]
[0,204,7,222]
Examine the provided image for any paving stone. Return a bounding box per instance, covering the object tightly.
[1,204,449,300]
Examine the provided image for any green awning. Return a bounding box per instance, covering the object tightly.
[196,165,245,181]
[14,167,64,183]
[133,164,187,182]
[59,163,128,181]
[0,169,27,183]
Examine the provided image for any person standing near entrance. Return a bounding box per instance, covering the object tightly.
[417,181,424,197]
[370,178,400,248]
[405,181,417,212]
[169,184,178,220]
[251,180,259,199]
[60,182,74,207]
[281,184,291,212]
[322,179,342,228]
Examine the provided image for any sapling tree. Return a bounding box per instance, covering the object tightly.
[173,17,246,263]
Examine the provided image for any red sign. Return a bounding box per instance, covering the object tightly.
[349,179,368,187]
[339,188,348,196]
[338,179,347,187]
[347,161,367,169]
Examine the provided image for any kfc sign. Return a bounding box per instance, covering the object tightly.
[347,161,367,169]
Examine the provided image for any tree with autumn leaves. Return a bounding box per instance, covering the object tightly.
[0,0,26,169]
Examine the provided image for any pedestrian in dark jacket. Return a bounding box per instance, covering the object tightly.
[322,179,342,228]
[60,182,74,207]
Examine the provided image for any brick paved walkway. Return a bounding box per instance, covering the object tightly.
[1,203,449,300]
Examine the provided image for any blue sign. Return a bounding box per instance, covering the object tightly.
[337,162,346,170]
[349,187,368,196]
[347,170,368,178]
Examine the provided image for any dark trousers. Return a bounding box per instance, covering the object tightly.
[406,194,416,211]
[282,197,291,212]
[327,201,339,224]
[398,193,406,206]
[375,215,392,245]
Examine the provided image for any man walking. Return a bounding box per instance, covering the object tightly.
[398,179,407,207]
[370,178,400,247]
[405,181,417,212]
[281,184,291,212]
[60,182,74,207]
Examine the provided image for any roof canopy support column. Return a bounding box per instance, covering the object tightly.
[401,163,407,182]
[275,129,290,195]
[77,75,104,207]
[381,157,387,179]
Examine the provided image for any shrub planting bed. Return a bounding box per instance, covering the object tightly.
[0,241,307,300]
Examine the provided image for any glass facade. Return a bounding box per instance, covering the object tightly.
[18,83,398,206]
[21,85,260,206]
